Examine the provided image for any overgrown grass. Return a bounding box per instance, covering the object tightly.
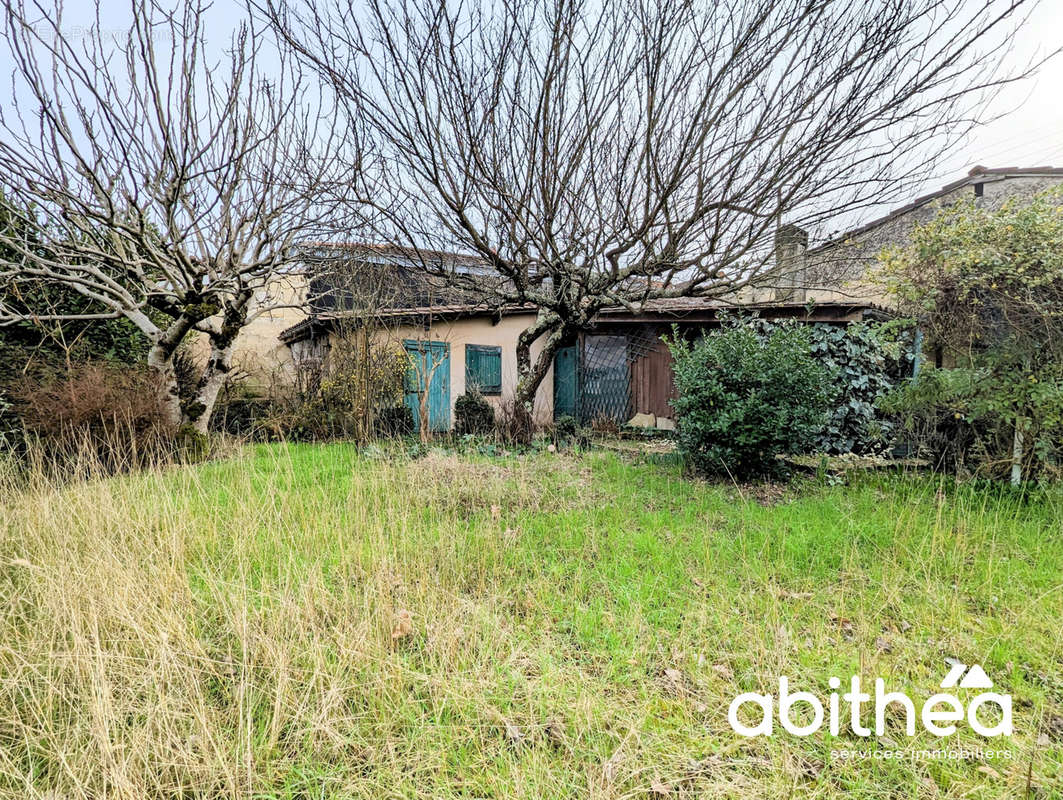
[1,443,1060,798]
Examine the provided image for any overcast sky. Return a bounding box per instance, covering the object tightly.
[928,1,1063,184]
[3,0,1062,222]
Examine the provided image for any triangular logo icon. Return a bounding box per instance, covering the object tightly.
[941,662,966,688]
[958,664,993,689]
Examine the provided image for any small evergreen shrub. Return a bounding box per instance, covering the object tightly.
[806,322,911,454]
[668,319,834,477]
[454,390,495,435]
[209,380,272,439]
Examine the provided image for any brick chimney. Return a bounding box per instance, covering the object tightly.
[773,224,808,302]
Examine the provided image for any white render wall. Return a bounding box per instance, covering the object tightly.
[385,312,555,426]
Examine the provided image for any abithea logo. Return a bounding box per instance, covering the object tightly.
[728,663,1011,738]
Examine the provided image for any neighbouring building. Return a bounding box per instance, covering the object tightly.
[224,166,1063,432]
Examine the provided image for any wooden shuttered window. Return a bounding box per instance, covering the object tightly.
[465,344,502,395]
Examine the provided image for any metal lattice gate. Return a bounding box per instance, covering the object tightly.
[566,328,666,424]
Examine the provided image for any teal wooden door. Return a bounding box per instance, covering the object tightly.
[404,340,451,432]
[553,345,578,419]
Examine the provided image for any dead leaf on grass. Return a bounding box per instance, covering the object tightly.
[490,504,502,521]
[390,609,413,639]
[777,588,813,600]
[711,663,734,681]
[663,667,684,687]
[684,757,719,777]
[1046,715,1063,741]
[829,616,855,640]
[976,765,1002,780]
[650,778,672,795]
[543,718,566,747]
[601,757,621,785]
[503,719,527,748]
[875,636,892,653]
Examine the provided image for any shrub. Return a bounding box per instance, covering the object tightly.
[375,405,414,437]
[879,190,1063,482]
[667,319,834,477]
[496,397,533,445]
[264,329,408,442]
[11,361,176,471]
[806,322,912,454]
[454,390,495,435]
[209,379,272,439]
[879,368,988,475]
[554,414,579,439]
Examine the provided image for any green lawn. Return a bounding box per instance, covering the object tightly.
[1,443,1061,798]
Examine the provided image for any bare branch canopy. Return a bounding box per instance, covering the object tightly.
[265,0,1045,410]
[0,0,353,430]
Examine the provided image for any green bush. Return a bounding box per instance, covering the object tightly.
[209,380,272,439]
[667,319,834,477]
[454,390,495,435]
[807,322,912,454]
[879,191,1063,482]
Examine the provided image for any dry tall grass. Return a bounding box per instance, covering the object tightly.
[0,447,600,798]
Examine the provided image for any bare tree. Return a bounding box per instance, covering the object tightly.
[266,0,1047,420]
[0,0,352,433]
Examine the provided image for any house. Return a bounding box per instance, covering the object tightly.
[232,166,1063,432]
[764,165,1063,307]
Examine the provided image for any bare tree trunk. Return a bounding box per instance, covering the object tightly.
[513,316,566,433]
[190,338,237,435]
[146,314,198,429]
[189,299,248,434]
[147,343,183,429]
[419,389,431,445]
[416,355,445,444]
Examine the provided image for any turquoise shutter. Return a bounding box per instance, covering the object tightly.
[466,345,502,394]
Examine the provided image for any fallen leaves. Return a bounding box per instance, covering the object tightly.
[660,667,687,696]
[503,719,526,748]
[1046,714,1063,742]
[775,588,813,600]
[543,718,566,748]
[390,609,413,640]
[711,663,734,681]
[650,777,672,795]
[829,614,855,640]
